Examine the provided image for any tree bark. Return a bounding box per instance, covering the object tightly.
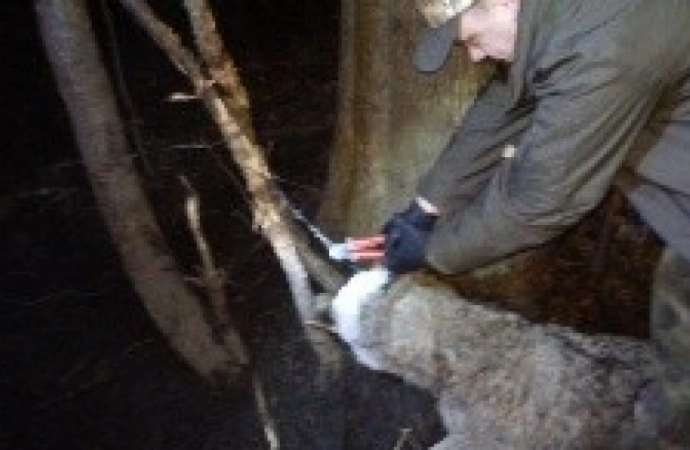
[180,0,347,293]
[35,0,248,382]
[182,0,253,132]
[321,0,489,237]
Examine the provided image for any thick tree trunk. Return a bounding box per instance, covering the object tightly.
[36,0,247,382]
[321,0,488,236]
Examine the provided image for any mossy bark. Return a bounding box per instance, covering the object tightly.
[321,0,489,237]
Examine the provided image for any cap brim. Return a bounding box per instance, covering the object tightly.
[413,16,459,73]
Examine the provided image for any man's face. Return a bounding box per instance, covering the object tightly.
[458,0,519,63]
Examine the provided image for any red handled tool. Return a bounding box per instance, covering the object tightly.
[283,196,385,266]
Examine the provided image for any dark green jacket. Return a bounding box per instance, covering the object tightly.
[418,0,690,273]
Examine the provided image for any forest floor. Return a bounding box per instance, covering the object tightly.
[0,1,662,449]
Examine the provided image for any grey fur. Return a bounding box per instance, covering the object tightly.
[348,275,655,449]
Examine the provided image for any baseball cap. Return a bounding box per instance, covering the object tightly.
[413,0,476,72]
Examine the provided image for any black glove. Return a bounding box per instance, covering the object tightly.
[383,202,437,274]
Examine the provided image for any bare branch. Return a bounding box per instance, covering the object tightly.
[117,0,319,320]
[182,0,252,131]
[180,175,248,360]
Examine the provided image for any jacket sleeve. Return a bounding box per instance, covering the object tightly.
[424,59,663,274]
[417,74,534,213]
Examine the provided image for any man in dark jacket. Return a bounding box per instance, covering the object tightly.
[358,0,690,447]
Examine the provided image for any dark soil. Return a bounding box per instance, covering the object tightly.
[0,1,661,449]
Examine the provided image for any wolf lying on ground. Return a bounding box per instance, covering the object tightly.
[331,268,656,449]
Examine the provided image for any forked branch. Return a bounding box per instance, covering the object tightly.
[117,0,325,321]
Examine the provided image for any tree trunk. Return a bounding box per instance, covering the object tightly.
[321,0,488,237]
[35,0,248,383]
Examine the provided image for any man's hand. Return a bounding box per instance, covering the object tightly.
[344,198,439,273]
[382,201,438,273]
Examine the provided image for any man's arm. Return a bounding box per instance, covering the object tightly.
[417,74,535,214]
[372,74,534,274]
[425,60,663,274]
